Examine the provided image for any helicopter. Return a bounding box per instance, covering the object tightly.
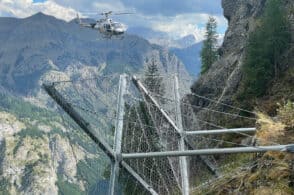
[76,11,132,39]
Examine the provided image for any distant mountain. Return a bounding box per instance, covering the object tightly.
[171,36,226,77]
[127,26,167,40]
[127,28,202,76]
[127,26,200,48]
[175,34,197,48]
[171,42,203,77]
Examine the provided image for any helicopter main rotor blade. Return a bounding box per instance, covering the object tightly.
[101,11,112,15]
[78,11,134,17]
[113,12,134,15]
[80,12,99,15]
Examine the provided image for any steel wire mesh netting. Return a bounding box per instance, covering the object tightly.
[50,74,262,194]
[122,75,259,193]
[50,75,120,194]
[53,75,120,149]
[121,76,182,194]
[57,110,113,195]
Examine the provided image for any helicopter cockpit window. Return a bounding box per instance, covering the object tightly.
[112,22,123,28]
[104,24,111,30]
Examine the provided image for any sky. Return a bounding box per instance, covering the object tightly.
[0,0,227,41]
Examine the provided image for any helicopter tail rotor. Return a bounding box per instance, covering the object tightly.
[76,13,82,24]
[75,13,95,29]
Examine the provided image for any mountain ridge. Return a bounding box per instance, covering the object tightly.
[0,12,190,96]
[170,41,203,76]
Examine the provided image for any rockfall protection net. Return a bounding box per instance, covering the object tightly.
[48,73,274,194]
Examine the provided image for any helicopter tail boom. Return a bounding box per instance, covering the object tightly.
[76,13,82,24]
[76,13,96,29]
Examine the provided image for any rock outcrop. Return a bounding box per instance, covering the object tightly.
[188,0,294,126]
[191,0,265,101]
[0,107,99,194]
[183,1,294,189]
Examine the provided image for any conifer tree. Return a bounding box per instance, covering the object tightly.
[200,16,219,74]
[121,58,173,194]
[241,0,291,97]
[143,58,165,98]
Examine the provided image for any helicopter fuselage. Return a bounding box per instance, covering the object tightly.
[97,20,126,36]
[77,12,128,38]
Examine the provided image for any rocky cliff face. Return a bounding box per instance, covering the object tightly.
[183,0,294,190]
[0,93,108,194]
[0,111,68,194]
[191,0,266,101]
[188,0,294,126]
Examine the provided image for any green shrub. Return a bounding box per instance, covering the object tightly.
[239,0,291,99]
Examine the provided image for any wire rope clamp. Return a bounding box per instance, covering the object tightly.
[115,152,123,163]
[180,131,187,138]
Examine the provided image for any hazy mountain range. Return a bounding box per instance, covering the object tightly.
[0,12,193,96]
[128,26,199,48]
[127,26,203,76]
[171,41,202,77]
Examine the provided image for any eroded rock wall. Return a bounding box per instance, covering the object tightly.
[189,0,294,118]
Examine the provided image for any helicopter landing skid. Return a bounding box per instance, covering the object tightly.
[94,33,124,41]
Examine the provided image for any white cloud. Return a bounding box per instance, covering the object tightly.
[150,13,226,40]
[0,0,77,21]
[0,0,227,40]
[92,1,127,13]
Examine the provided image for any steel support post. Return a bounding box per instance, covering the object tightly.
[174,74,189,195]
[132,76,220,176]
[185,128,256,136]
[122,144,294,159]
[109,74,127,195]
[43,83,115,159]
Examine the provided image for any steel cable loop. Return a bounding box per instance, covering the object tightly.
[146,92,257,120]
[125,84,281,147]
[45,81,283,149]
[182,91,256,115]
[51,74,119,85]
[81,92,278,149]
[53,76,266,147]
[64,89,253,150]
[54,76,283,152]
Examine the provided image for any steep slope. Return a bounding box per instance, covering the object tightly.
[186,0,294,193]
[0,92,105,194]
[193,103,294,194]
[191,0,268,103]
[188,0,294,126]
